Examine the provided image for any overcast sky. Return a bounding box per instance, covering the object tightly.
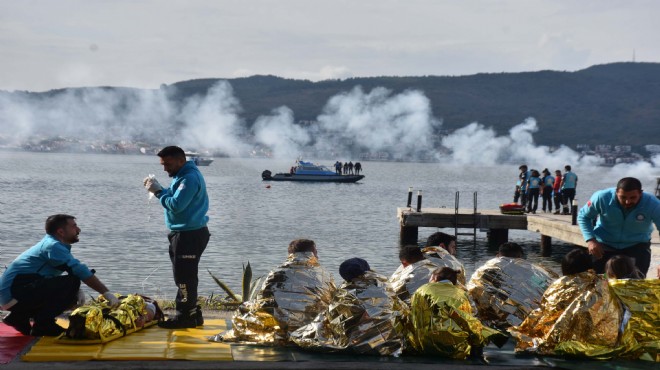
[1,0,658,92]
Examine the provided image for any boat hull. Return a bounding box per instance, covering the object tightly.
[265,173,364,183]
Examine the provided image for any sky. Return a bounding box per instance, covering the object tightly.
[1,0,659,92]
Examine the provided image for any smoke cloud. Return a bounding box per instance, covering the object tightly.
[0,80,654,181]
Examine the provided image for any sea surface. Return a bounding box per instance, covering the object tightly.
[0,151,657,300]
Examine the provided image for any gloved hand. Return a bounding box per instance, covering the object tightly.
[76,289,86,306]
[102,292,120,308]
[143,176,163,194]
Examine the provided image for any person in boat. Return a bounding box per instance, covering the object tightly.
[334,161,342,175]
[343,162,348,175]
[213,239,336,345]
[347,161,354,174]
[290,257,405,355]
[577,176,660,277]
[467,242,558,330]
[143,145,210,329]
[0,214,119,336]
[406,267,506,359]
[354,162,362,175]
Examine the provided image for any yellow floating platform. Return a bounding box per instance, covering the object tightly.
[22,319,232,362]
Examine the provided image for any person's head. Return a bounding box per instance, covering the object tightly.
[564,165,571,172]
[339,257,371,282]
[605,255,643,279]
[425,232,457,255]
[157,146,187,177]
[497,242,524,258]
[616,177,643,210]
[399,245,424,267]
[45,214,80,244]
[519,165,527,172]
[555,169,561,176]
[542,168,550,176]
[561,248,593,276]
[531,169,540,177]
[288,238,317,257]
[430,267,459,285]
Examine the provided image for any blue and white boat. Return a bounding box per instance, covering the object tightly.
[262,160,364,183]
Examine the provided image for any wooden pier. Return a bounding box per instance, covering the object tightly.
[397,207,660,258]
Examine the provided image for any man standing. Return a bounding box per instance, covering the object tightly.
[144,146,210,328]
[0,214,119,336]
[577,177,660,277]
[560,165,578,215]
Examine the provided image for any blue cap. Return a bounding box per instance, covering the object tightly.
[339,258,370,281]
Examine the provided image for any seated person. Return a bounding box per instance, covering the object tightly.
[290,258,405,356]
[212,239,336,344]
[423,232,466,284]
[467,242,558,329]
[0,214,119,336]
[510,248,627,358]
[605,255,644,279]
[406,267,506,359]
[390,245,446,305]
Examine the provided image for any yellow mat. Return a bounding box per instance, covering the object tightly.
[22,319,232,362]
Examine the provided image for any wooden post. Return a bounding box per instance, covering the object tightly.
[540,235,552,256]
[400,226,418,246]
[488,228,509,246]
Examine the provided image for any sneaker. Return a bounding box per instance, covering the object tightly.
[195,305,204,326]
[3,312,31,336]
[30,321,65,336]
[561,210,570,215]
[553,210,560,215]
[158,316,197,329]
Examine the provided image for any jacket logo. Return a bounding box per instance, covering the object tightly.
[636,214,645,221]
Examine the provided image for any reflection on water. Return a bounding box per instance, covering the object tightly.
[0,151,650,299]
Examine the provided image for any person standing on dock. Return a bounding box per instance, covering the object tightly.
[560,165,578,215]
[552,169,563,214]
[518,165,530,206]
[577,177,660,277]
[541,169,555,213]
[144,145,210,329]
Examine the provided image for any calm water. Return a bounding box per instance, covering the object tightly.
[0,151,656,300]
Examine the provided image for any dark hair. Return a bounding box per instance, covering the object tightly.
[430,267,459,285]
[542,168,550,175]
[564,165,572,171]
[561,248,593,276]
[616,177,642,192]
[157,146,186,160]
[605,255,643,279]
[498,242,524,258]
[339,257,371,281]
[45,214,76,235]
[531,169,540,177]
[288,239,316,254]
[519,165,527,170]
[425,232,456,248]
[399,245,424,264]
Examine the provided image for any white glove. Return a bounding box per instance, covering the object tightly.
[76,289,86,306]
[102,292,120,308]
[143,176,163,194]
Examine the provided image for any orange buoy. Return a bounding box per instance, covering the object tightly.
[265,185,271,189]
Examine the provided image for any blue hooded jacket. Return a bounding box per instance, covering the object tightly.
[578,187,660,249]
[0,234,94,306]
[156,161,209,231]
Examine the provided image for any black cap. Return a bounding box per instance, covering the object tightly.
[339,258,370,281]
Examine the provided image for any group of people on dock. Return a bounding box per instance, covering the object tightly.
[334,160,361,175]
[514,164,577,214]
[1,147,659,363]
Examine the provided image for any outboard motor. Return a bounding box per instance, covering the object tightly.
[262,170,272,180]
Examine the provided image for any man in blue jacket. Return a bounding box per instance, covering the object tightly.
[577,177,660,277]
[144,146,210,329]
[0,214,119,336]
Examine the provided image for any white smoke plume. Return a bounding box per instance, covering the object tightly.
[253,106,310,158]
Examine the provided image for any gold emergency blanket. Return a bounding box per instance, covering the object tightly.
[609,278,660,361]
[467,257,558,329]
[510,270,628,359]
[422,246,466,285]
[64,294,152,342]
[289,271,406,356]
[407,282,505,359]
[212,252,336,344]
[390,255,466,305]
